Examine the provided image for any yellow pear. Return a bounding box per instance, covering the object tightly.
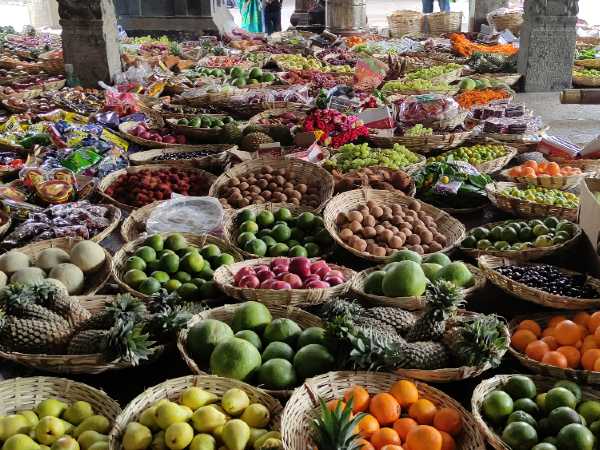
[72,416,109,438]
[154,402,188,430]
[17,412,39,428]
[51,436,79,450]
[190,407,226,433]
[152,400,169,409]
[36,400,67,419]
[189,434,216,450]
[179,388,217,411]
[2,434,40,450]
[178,406,192,421]
[35,417,66,445]
[0,415,30,440]
[39,446,50,450]
[59,420,74,435]
[248,428,267,446]
[164,423,193,450]
[149,431,167,450]
[221,419,249,450]
[220,389,249,417]
[63,402,93,426]
[122,422,152,450]
[212,425,224,444]
[138,407,159,432]
[240,404,270,428]
[258,438,283,449]
[77,431,107,450]
[253,432,280,450]
[87,443,107,450]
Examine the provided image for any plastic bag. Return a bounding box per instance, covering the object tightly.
[147,196,225,236]
[395,94,460,126]
[354,57,388,92]
[104,90,140,116]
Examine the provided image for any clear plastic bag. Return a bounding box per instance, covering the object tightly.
[395,94,460,126]
[146,196,225,236]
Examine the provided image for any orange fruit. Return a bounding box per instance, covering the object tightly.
[358,414,381,438]
[408,399,438,425]
[588,312,600,333]
[557,346,581,369]
[574,312,591,328]
[393,418,418,442]
[380,446,404,450]
[541,351,568,368]
[511,329,538,352]
[576,339,583,349]
[593,326,600,340]
[523,160,538,170]
[371,428,401,449]
[541,336,559,350]
[345,385,371,413]
[390,380,419,408]
[405,425,442,450]
[440,431,456,450]
[537,162,548,174]
[509,167,523,177]
[327,399,346,412]
[433,408,462,436]
[542,327,557,338]
[522,167,536,178]
[370,393,401,426]
[555,320,583,346]
[548,315,568,328]
[518,320,542,337]
[582,349,600,370]
[547,162,561,176]
[593,358,600,372]
[358,438,376,450]
[525,340,550,362]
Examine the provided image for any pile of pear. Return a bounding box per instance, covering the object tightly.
[122,387,282,450]
[0,398,111,450]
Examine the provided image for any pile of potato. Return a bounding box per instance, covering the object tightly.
[336,199,447,256]
[333,167,412,194]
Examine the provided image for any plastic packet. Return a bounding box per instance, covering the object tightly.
[354,57,388,92]
[61,147,103,173]
[396,94,461,126]
[104,90,140,116]
[146,196,225,236]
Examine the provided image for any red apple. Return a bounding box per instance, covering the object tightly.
[281,273,302,289]
[254,265,270,273]
[163,135,176,144]
[324,276,344,286]
[270,258,289,268]
[256,269,274,282]
[234,267,256,284]
[239,275,260,289]
[324,270,344,281]
[260,279,275,289]
[176,135,187,144]
[306,280,330,289]
[310,261,330,274]
[271,280,292,290]
[271,264,289,275]
[303,274,321,284]
[289,257,311,279]
[315,266,333,280]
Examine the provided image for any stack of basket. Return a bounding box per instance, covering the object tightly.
[488,10,523,35]
[426,11,463,34]
[388,10,424,38]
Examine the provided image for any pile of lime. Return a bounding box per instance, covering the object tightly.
[176,115,235,129]
[481,375,596,450]
[461,217,577,251]
[429,144,508,166]
[235,207,333,258]
[123,233,236,299]
[227,67,276,88]
[502,185,579,209]
[186,301,334,389]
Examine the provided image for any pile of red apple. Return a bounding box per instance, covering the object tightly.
[233,257,346,290]
[128,123,187,145]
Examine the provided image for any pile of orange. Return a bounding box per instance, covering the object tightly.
[507,160,582,178]
[511,312,600,371]
[328,380,463,450]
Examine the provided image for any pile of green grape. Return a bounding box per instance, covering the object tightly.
[324,143,421,173]
[405,124,434,137]
[406,63,463,80]
[381,79,452,95]
[429,144,508,166]
[574,68,600,78]
[502,185,579,208]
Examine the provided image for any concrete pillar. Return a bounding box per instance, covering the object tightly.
[290,0,312,26]
[58,0,121,87]
[469,0,509,32]
[518,0,578,92]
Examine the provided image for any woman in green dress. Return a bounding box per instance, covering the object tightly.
[240,0,263,33]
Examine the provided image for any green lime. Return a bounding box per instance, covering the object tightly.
[159,253,180,274]
[126,256,146,271]
[138,277,162,295]
[544,217,560,229]
[151,271,170,284]
[200,244,221,259]
[483,390,514,422]
[245,239,268,257]
[240,220,259,234]
[124,269,147,288]
[477,239,492,250]
[268,243,289,257]
[198,263,214,280]
[238,232,256,247]
[165,233,188,251]
[144,234,164,252]
[249,67,263,79]
[545,387,576,413]
[178,282,199,300]
[198,280,219,299]
[578,400,600,424]
[258,228,272,238]
[507,410,538,429]
[554,380,582,404]
[494,240,510,250]
[471,227,489,240]
[257,211,275,227]
[262,236,277,247]
[549,406,581,430]
[519,226,534,241]
[146,259,160,272]
[192,278,206,288]
[297,212,316,230]
[257,358,297,390]
[461,236,477,248]
[532,443,557,450]
[315,228,333,246]
[305,242,320,257]
[557,423,594,450]
[289,246,308,257]
[505,375,537,400]
[533,224,549,237]
[489,226,504,241]
[235,330,262,350]
[239,209,256,222]
[501,227,518,243]
[286,240,300,248]
[589,419,600,438]
[501,422,538,450]
[214,253,235,268]
[174,271,192,283]
[271,224,291,242]
[262,341,294,362]
[514,398,540,418]
[290,227,305,242]
[297,327,326,348]
[135,246,157,263]
[274,208,293,222]
[165,279,182,292]
[180,252,205,273]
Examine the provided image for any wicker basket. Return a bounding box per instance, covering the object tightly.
[120,201,163,242]
[388,10,424,38]
[226,101,309,120]
[426,12,463,34]
[461,219,581,262]
[323,189,466,264]
[508,313,600,384]
[165,118,223,141]
[112,232,243,299]
[97,164,217,212]
[351,263,485,310]
[283,371,486,450]
[369,129,472,154]
[486,181,578,222]
[213,257,355,306]
[16,238,111,296]
[209,158,334,212]
[575,59,600,69]
[472,375,600,450]
[326,152,426,177]
[471,73,522,87]
[118,121,219,149]
[471,147,518,174]
[128,147,230,168]
[489,11,523,35]
[0,88,42,101]
[500,166,597,190]
[0,295,164,374]
[108,375,283,450]
[42,79,66,92]
[573,74,600,87]
[0,376,121,419]
[478,255,600,310]
[247,108,307,132]
[177,304,324,397]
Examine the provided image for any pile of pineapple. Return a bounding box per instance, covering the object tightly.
[1,398,110,450]
[122,386,282,450]
[323,280,509,371]
[0,281,196,365]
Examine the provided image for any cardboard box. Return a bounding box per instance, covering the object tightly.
[578,178,600,259]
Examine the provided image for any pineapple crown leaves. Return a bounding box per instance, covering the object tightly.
[423,280,465,322]
[28,280,68,306]
[311,398,366,450]
[105,294,147,324]
[107,320,156,366]
[143,308,193,343]
[319,297,365,322]
[451,314,509,368]
[0,284,31,310]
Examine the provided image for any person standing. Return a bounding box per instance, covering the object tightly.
[422,0,450,13]
[264,0,282,34]
[240,0,263,33]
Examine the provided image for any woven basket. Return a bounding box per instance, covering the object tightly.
[508,313,600,384]
[471,73,522,87]
[388,10,424,38]
[369,129,472,154]
[283,371,486,450]
[461,219,581,262]
[108,375,282,450]
[0,376,121,419]
[426,12,463,34]
[351,263,485,310]
[323,189,466,263]
[489,11,523,35]
[112,232,243,299]
[16,238,111,296]
[223,203,334,259]
[575,59,600,69]
[478,255,600,310]
[326,152,426,176]
[120,201,162,242]
[177,304,324,397]
[128,147,230,167]
[573,74,600,87]
[0,295,165,374]
[165,118,223,141]
[0,88,42,101]
[209,158,334,212]
[97,164,217,212]
[213,257,355,307]
[247,108,307,132]
[470,147,518,174]
[118,121,218,149]
[227,101,309,120]
[472,375,600,450]
[499,166,597,190]
[42,79,66,92]
[486,181,578,222]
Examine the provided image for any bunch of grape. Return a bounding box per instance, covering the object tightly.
[381,79,452,95]
[325,143,421,173]
[406,63,463,80]
[404,124,434,137]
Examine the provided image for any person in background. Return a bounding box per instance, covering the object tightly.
[422,0,450,13]
[240,0,263,32]
[264,0,282,34]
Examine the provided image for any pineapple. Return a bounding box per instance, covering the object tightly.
[0,310,73,354]
[28,281,90,326]
[319,297,365,321]
[106,320,155,366]
[1,285,68,326]
[404,280,464,343]
[67,329,108,354]
[77,294,146,331]
[311,398,365,450]
[143,308,191,344]
[388,341,451,370]
[363,306,417,335]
